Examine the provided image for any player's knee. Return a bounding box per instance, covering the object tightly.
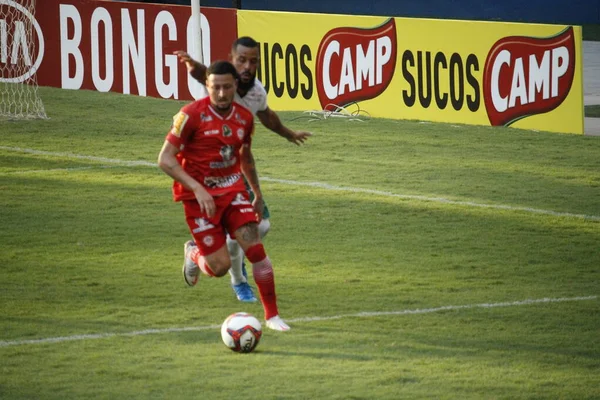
[258,219,270,239]
[206,258,231,277]
[211,266,230,277]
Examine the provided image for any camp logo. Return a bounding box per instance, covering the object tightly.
[483,27,576,126]
[315,18,397,110]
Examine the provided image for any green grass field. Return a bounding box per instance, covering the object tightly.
[1,87,599,399]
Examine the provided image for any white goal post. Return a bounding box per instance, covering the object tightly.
[0,0,47,119]
[190,0,203,64]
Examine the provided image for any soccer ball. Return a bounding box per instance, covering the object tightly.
[221,312,262,353]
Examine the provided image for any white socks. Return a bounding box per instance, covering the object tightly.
[227,236,245,284]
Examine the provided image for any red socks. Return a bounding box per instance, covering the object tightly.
[246,244,279,320]
[191,242,280,320]
[190,246,216,277]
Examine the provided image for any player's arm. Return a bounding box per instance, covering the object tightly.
[256,107,312,146]
[174,50,207,85]
[158,140,216,217]
[239,144,264,220]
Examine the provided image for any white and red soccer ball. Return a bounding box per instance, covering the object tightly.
[221,312,262,353]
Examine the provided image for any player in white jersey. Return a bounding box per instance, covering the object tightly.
[192,67,268,115]
[175,36,312,302]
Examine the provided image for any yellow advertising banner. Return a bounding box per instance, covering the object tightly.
[237,10,584,134]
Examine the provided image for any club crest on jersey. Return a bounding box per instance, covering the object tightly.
[203,235,214,247]
[237,128,245,140]
[170,112,189,137]
[193,218,215,233]
[222,125,232,137]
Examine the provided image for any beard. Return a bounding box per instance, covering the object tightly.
[237,74,255,92]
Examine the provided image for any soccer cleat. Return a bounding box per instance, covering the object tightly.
[265,315,291,332]
[182,240,200,287]
[232,282,257,303]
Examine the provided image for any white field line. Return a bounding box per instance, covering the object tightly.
[260,178,600,221]
[1,146,599,222]
[0,295,596,348]
[0,146,156,167]
[7,165,120,174]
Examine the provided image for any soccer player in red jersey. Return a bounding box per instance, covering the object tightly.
[174,37,312,303]
[158,60,290,332]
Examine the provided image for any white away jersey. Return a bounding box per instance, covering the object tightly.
[196,79,268,115]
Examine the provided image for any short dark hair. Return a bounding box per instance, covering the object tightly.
[206,60,239,80]
[232,36,259,52]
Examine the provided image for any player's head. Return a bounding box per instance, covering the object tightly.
[206,61,238,113]
[230,36,259,91]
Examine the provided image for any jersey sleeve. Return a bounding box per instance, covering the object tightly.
[255,81,268,112]
[166,106,194,148]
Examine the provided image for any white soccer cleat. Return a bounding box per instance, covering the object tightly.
[265,315,291,332]
[182,240,200,287]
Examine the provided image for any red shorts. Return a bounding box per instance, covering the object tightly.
[182,191,258,256]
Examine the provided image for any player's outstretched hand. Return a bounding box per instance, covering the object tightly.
[173,50,195,71]
[289,131,312,146]
[173,50,205,82]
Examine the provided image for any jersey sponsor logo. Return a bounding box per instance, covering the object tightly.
[240,207,255,213]
[204,173,241,189]
[209,157,237,169]
[210,145,236,168]
[193,218,215,233]
[170,111,189,137]
[203,129,220,135]
[220,145,234,161]
[200,112,213,122]
[222,124,232,137]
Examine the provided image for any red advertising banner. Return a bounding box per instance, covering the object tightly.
[9,0,237,100]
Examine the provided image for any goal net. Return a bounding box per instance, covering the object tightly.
[0,0,47,119]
